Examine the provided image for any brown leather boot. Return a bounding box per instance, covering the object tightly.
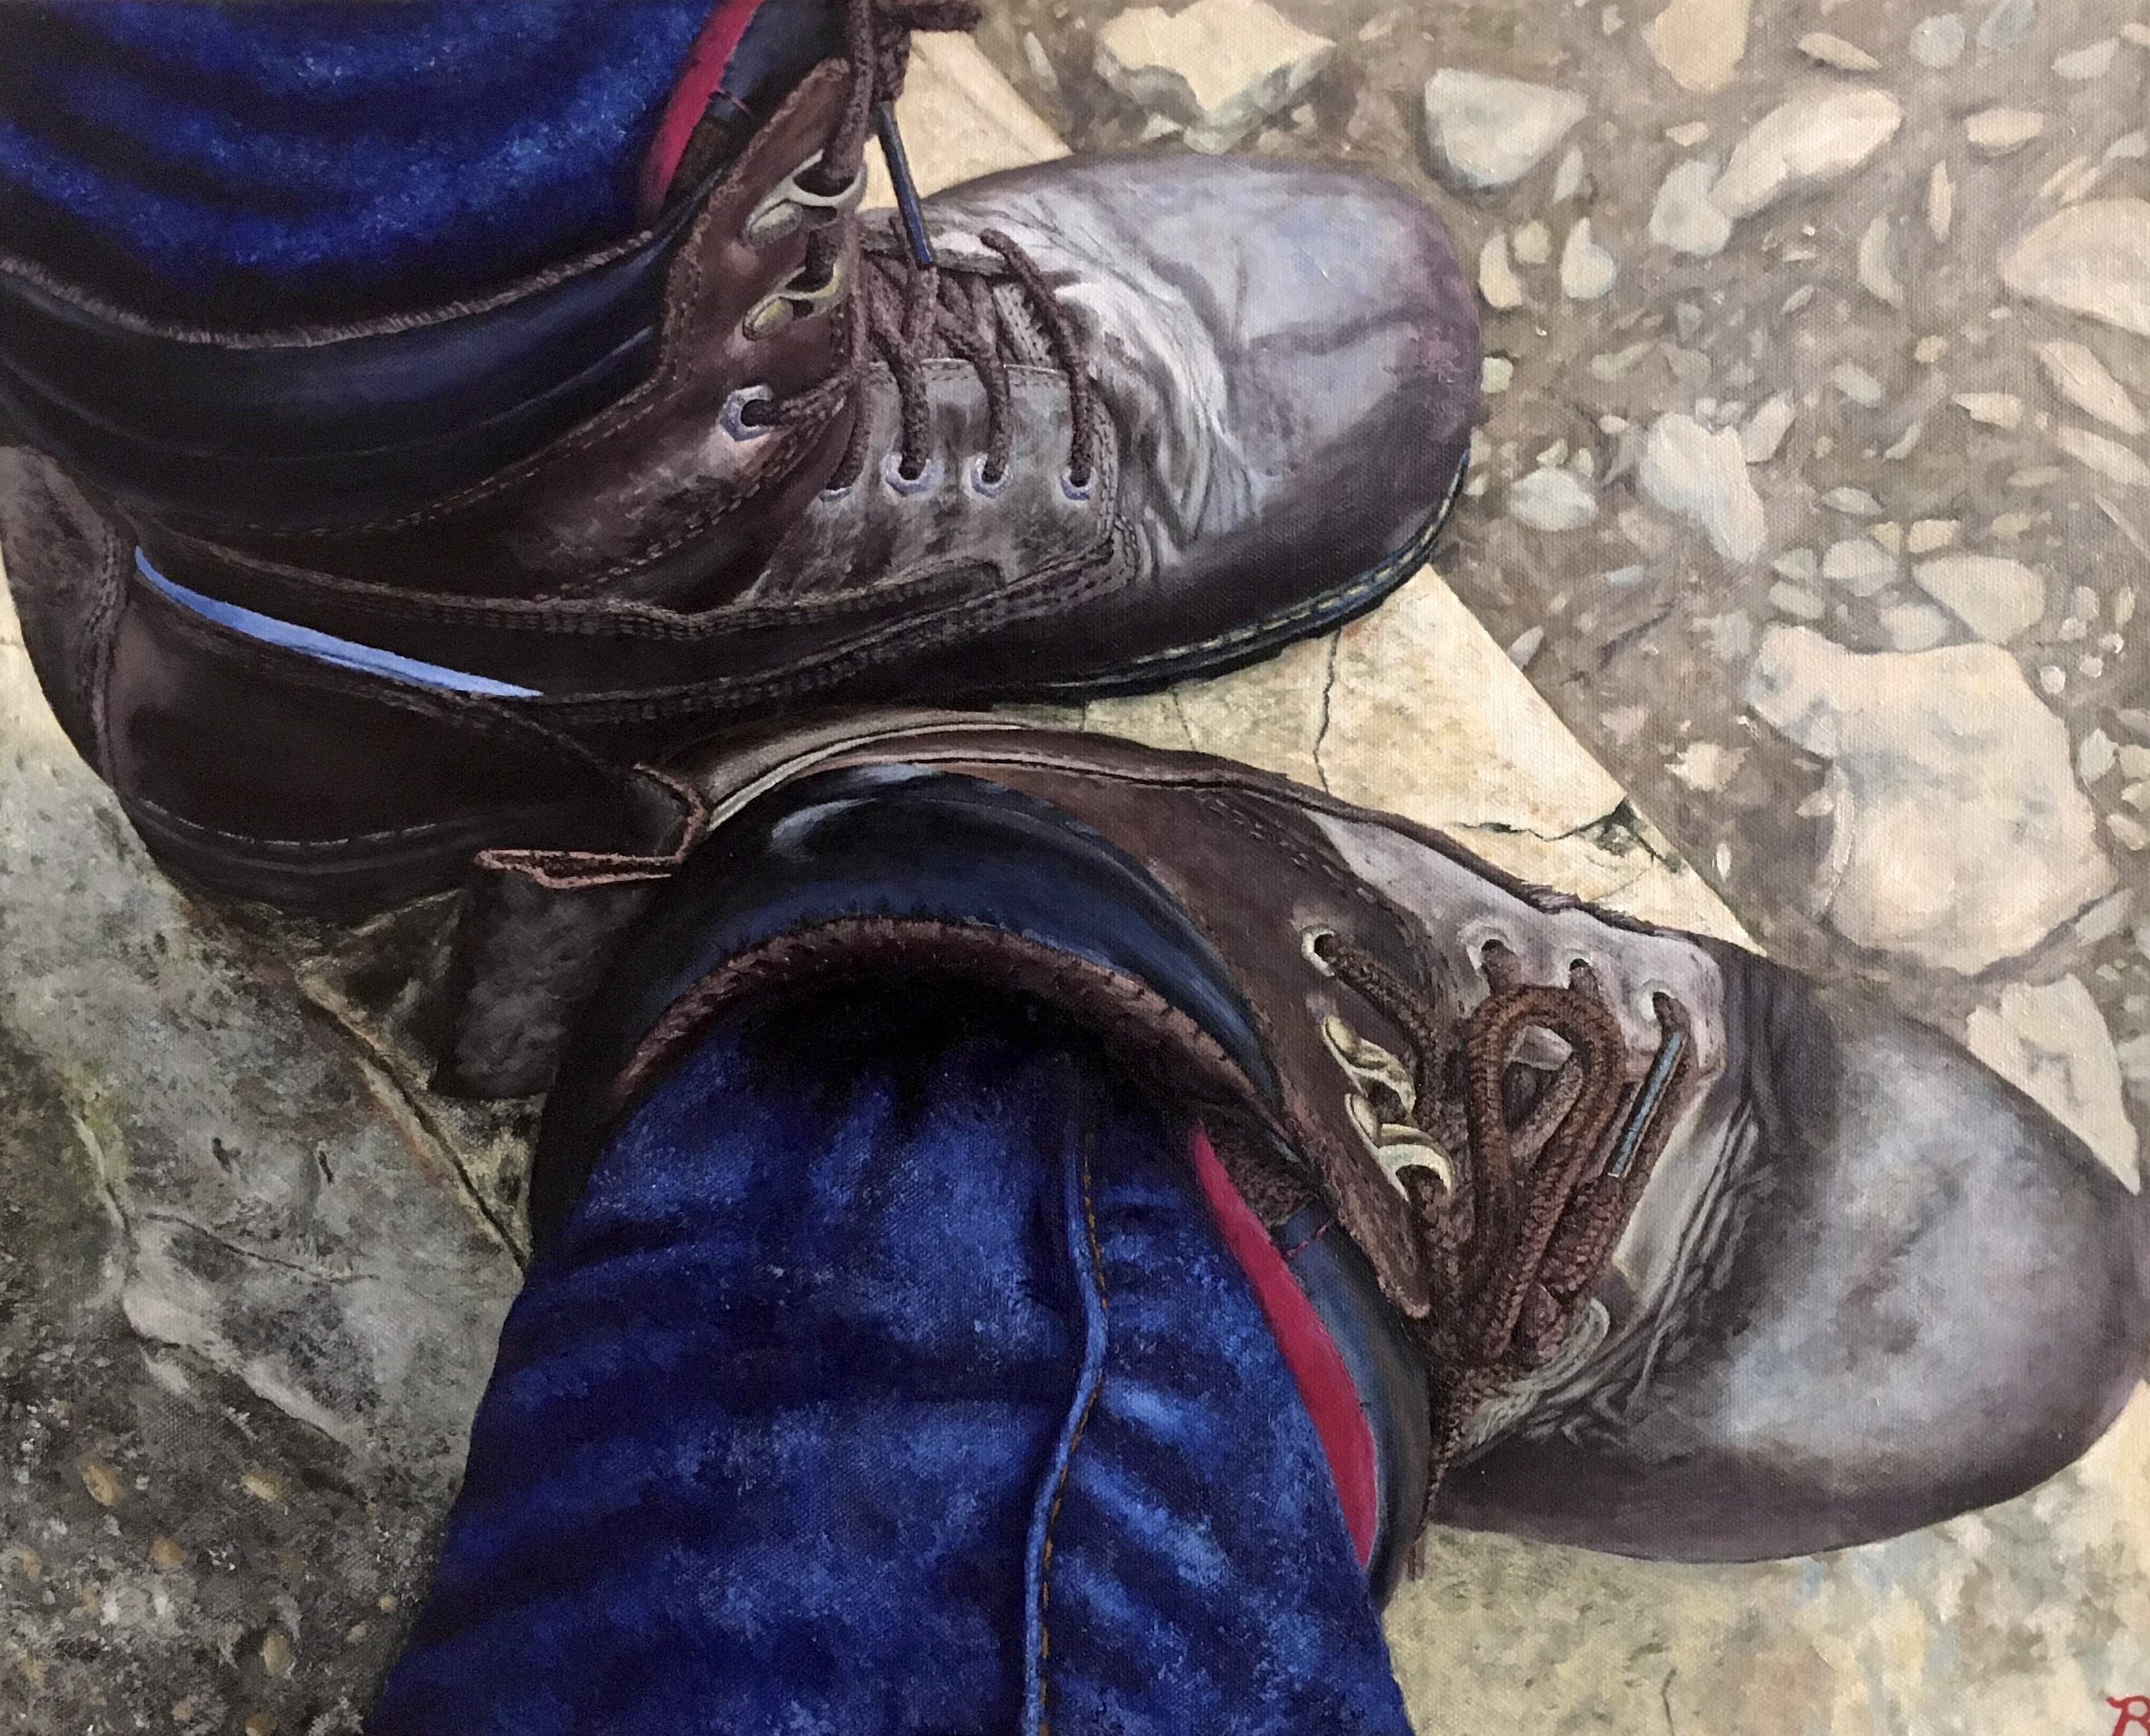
[0,0,1477,912]
[523,711,2150,1564]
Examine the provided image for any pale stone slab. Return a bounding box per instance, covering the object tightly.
[1645,0,1750,91]
[1086,571,1751,941]
[1745,627,2115,973]
[2003,200,2150,338]
[1422,70,1588,191]
[0,572,518,1472]
[862,33,1068,212]
[1710,86,1903,221]
[1093,0,1332,153]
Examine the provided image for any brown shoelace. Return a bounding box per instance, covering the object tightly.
[745,0,1098,494]
[1307,930,1695,1518]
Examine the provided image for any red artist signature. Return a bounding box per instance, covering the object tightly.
[2110,1696,2150,1734]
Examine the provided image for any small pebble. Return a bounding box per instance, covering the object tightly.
[1927,163,1955,242]
[1914,334,1951,365]
[1965,108,2046,154]
[1770,581,1828,619]
[1561,219,1620,300]
[241,1468,285,1504]
[1507,625,1546,668]
[1824,538,1897,595]
[2055,39,2119,79]
[1482,356,1515,393]
[1910,12,1967,67]
[1512,220,1552,266]
[1954,392,2024,428]
[245,1716,278,1736]
[1800,31,1881,70]
[1553,146,1587,202]
[148,1536,187,1570]
[1882,603,1954,649]
[1478,234,1525,310]
[80,1461,123,1509]
[1977,0,2037,53]
[261,1629,295,1678]
[1833,363,1886,407]
[1823,486,1884,516]
[1508,467,1598,532]
[1858,217,1904,307]
[1907,518,1959,553]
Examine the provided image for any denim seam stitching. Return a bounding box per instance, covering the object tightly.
[1022,1106,1109,1736]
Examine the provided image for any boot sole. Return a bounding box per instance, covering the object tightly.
[1013,448,1470,703]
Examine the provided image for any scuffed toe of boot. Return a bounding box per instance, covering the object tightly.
[920,153,1480,691]
[1441,950,2150,1561]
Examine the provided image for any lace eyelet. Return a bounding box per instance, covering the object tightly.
[1465,931,1518,974]
[741,151,869,247]
[1633,979,1679,1027]
[1301,927,1338,976]
[881,451,944,497]
[964,454,1012,498]
[818,477,857,503]
[717,386,776,442]
[1059,466,1095,503]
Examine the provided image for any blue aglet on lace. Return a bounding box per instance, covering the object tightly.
[875,99,936,268]
[1606,1026,1686,1180]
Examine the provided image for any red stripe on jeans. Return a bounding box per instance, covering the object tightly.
[1187,1126,1379,1570]
[638,0,772,219]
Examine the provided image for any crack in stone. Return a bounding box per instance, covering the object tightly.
[1166,686,1198,751]
[1311,631,1341,793]
[133,1209,371,1285]
[341,1037,529,1270]
[1454,797,1679,865]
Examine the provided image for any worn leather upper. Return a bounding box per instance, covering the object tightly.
[632,714,2150,1562]
[0,52,1478,904]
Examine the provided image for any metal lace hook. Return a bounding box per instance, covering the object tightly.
[875,99,936,268]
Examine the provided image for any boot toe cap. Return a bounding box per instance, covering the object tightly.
[1444,952,2150,1560]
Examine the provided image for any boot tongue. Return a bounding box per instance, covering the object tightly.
[642,0,850,219]
[988,279,1059,368]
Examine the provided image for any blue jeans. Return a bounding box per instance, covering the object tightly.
[0,1,713,319]
[371,989,1412,1733]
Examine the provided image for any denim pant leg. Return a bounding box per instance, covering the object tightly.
[370,994,1411,1735]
